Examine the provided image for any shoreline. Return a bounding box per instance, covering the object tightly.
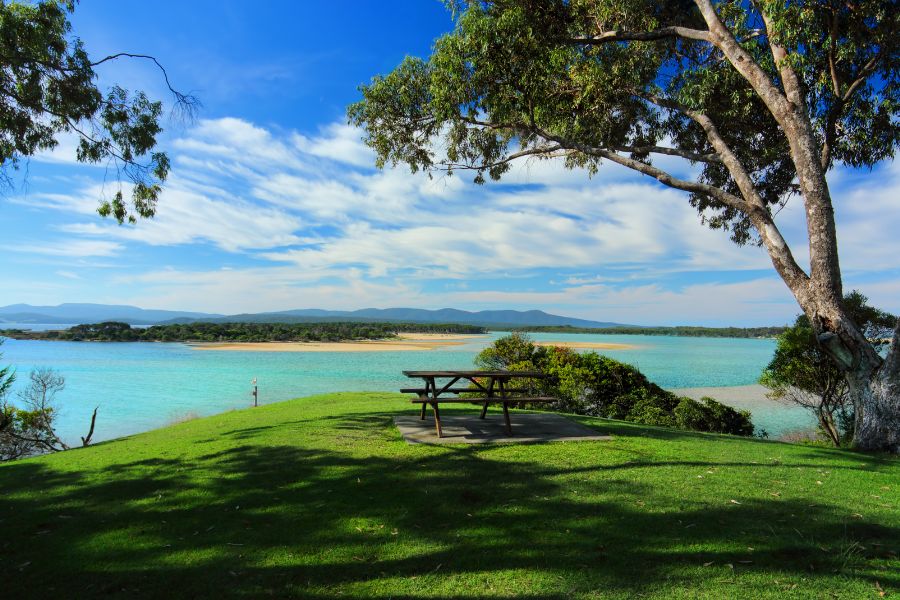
[534,341,637,350]
[670,384,781,411]
[189,332,487,352]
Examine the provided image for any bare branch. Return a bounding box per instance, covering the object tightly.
[614,145,723,163]
[567,26,711,45]
[90,52,201,120]
[536,130,748,211]
[81,407,98,447]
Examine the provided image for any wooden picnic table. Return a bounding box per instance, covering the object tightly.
[401,370,556,437]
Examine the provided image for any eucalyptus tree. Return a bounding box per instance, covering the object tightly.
[349,0,899,451]
[1,0,196,222]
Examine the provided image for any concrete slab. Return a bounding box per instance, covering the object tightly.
[394,413,613,444]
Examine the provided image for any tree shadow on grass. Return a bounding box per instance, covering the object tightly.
[0,411,897,599]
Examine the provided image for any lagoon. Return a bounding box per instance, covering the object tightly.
[1,332,813,443]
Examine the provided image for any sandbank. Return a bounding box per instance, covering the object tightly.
[534,341,637,350]
[190,332,487,353]
[669,384,780,411]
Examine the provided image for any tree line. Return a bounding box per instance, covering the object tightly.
[507,325,786,338]
[0,321,485,343]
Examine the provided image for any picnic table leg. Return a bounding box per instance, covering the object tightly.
[479,402,489,419]
[480,376,495,419]
[431,402,443,438]
[502,401,512,435]
[419,396,427,419]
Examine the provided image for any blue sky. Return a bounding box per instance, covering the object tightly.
[1,1,898,326]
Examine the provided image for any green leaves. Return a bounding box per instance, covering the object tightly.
[349,0,898,244]
[0,0,178,223]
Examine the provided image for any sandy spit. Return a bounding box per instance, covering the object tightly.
[669,384,779,411]
[534,341,637,350]
[189,333,487,353]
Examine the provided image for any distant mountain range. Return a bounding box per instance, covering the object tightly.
[0,303,222,326]
[0,303,626,329]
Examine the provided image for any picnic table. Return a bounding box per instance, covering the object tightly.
[401,370,556,437]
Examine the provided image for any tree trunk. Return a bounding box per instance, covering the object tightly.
[816,406,841,447]
[848,320,900,452]
[790,280,899,452]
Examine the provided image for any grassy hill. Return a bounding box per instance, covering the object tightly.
[1,393,897,599]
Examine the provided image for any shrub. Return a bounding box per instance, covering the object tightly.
[674,396,754,436]
[475,334,754,436]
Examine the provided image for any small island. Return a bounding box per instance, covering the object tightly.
[0,321,487,343]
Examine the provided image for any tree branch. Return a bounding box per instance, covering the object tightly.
[89,52,200,118]
[694,0,840,297]
[536,130,748,211]
[692,0,794,126]
[759,11,805,109]
[80,407,98,447]
[567,26,712,45]
[614,144,723,163]
[440,144,564,170]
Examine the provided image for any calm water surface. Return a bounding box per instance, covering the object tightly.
[1,332,813,443]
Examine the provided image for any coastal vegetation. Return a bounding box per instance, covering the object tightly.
[349,0,900,451]
[477,334,754,436]
[509,325,786,338]
[0,321,486,343]
[1,392,896,598]
[0,367,96,461]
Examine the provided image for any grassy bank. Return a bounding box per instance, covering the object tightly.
[1,392,897,599]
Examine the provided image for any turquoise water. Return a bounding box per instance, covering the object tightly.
[1,332,813,443]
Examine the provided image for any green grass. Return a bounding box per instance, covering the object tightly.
[1,392,897,599]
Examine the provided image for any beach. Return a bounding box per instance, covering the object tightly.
[671,384,781,412]
[189,332,486,352]
[534,340,637,350]
[191,335,639,352]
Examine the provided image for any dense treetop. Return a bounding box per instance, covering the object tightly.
[0,0,196,221]
[0,321,485,343]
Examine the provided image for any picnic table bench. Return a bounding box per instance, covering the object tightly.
[401,370,556,437]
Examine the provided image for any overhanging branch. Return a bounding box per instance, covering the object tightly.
[567,26,711,45]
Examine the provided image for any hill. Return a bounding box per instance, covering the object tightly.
[1,393,896,599]
[0,303,221,325]
[162,307,626,328]
[0,303,624,328]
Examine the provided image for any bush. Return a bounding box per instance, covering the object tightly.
[674,396,754,436]
[475,334,754,436]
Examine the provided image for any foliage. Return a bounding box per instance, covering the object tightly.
[509,325,787,338]
[476,333,753,435]
[0,321,486,343]
[0,0,196,222]
[2,367,70,460]
[1,392,895,598]
[349,0,897,243]
[760,291,896,446]
[0,338,14,400]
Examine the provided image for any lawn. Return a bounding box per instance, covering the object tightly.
[1,392,897,599]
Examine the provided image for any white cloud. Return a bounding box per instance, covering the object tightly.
[444,277,798,326]
[292,122,375,168]
[113,266,422,314]
[6,239,124,258]
[56,180,304,252]
[11,115,897,325]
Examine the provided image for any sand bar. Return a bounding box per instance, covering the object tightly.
[534,341,637,350]
[190,332,488,352]
[669,384,779,411]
